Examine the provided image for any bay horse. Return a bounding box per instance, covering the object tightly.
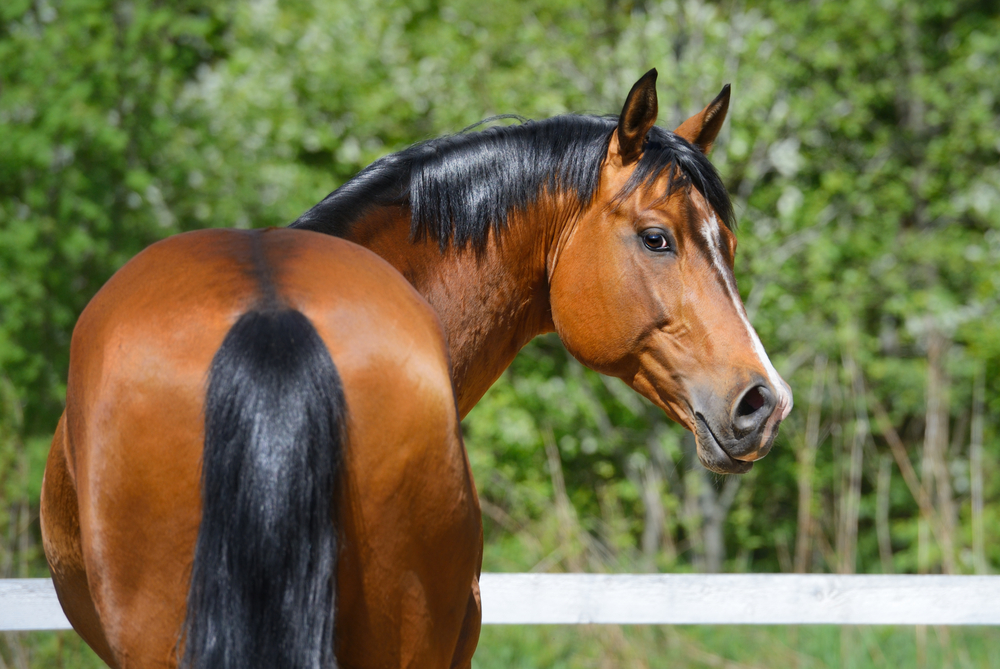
[40,69,792,669]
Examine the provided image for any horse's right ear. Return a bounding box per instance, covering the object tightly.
[612,69,659,165]
[674,84,730,155]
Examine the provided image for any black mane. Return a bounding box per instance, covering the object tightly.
[290,115,734,250]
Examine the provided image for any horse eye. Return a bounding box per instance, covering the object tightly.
[642,231,671,252]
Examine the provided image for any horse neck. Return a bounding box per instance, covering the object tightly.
[344,201,568,417]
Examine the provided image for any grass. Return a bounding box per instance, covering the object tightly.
[4,620,998,667]
[472,624,1000,669]
[1,631,105,669]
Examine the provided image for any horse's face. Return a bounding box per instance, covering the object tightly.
[549,71,792,474]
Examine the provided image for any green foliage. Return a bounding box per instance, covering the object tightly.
[0,0,228,435]
[3,0,1000,665]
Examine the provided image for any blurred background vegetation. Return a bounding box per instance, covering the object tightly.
[3,0,1000,666]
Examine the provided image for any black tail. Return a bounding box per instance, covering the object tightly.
[180,309,345,669]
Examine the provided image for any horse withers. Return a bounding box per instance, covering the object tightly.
[41,69,791,668]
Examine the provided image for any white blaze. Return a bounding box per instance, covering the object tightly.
[699,213,790,412]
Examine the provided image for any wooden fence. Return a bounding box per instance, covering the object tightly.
[3,574,1000,632]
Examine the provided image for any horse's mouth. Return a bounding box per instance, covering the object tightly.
[694,414,753,475]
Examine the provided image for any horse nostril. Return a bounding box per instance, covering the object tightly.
[727,383,779,455]
[736,385,767,417]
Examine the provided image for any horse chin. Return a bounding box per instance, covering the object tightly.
[693,415,754,475]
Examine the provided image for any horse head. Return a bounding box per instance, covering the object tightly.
[549,70,793,474]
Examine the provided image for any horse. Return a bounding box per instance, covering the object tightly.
[40,69,792,669]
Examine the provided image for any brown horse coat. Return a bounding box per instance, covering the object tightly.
[42,230,482,668]
[41,70,791,668]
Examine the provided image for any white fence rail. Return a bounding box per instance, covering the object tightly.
[3,574,1000,632]
[1,580,71,632]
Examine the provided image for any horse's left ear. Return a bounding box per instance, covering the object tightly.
[613,69,659,165]
[674,84,730,155]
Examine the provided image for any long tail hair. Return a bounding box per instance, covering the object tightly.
[180,308,345,669]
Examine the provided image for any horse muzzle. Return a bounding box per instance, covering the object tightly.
[691,376,792,474]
